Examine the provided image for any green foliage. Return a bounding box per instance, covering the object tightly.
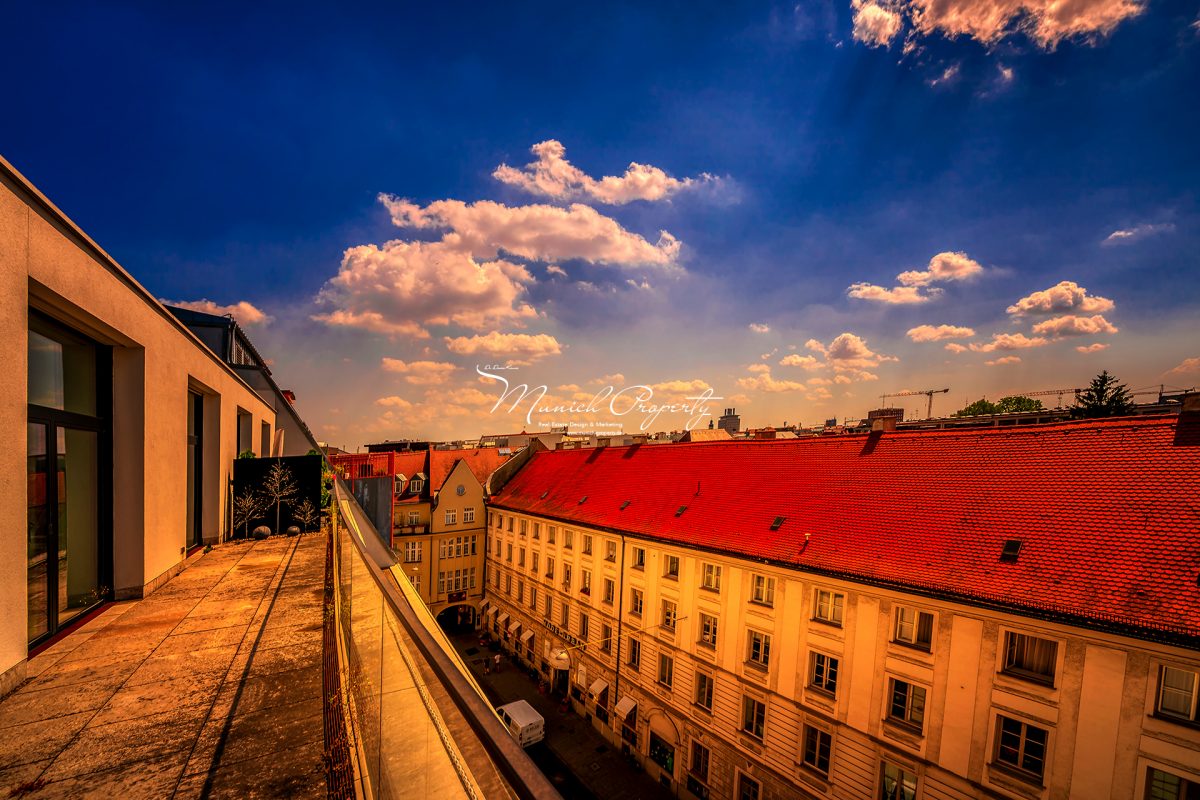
[237,449,257,459]
[1072,370,1135,418]
[995,395,1044,413]
[955,398,998,417]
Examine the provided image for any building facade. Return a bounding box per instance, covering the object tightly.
[1,156,283,692]
[484,413,1200,800]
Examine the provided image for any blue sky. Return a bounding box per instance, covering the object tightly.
[4,1,1198,444]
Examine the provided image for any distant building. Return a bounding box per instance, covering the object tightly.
[717,407,740,434]
[867,406,905,423]
[675,428,732,443]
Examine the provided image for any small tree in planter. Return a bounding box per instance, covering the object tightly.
[261,461,298,535]
[233,490,267,540]
[293,498,320,533]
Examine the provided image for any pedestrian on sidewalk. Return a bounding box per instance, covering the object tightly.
[494,653,502,673]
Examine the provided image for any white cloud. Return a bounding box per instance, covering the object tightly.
[443,332,563,363]
[944,342,968,353]
[907,324,976,342]
[807,377,834,387]
[1031,314,1118,337]
[903,0,1144,49]
[823,332,898,369]
[1167,357,1200,376]
[1076,343,1110,354]
[546,264,567,277]
[749,323,771,334]
[737,364,808,393]
[969,333,1050,352]
[779,354,824,370]
[852,0,903,46]
[998,64,1015,83]
[651,379,713,397]
[493,140,720,205]
[985,356,1022,366]
[375,395,414,410]
[1102,222,1175,246]
[849,251,983,304]
[380,195,681,269]
[847,283,932,304]
[928,63,961,87]
[165,299,271,326]
[1006,281,1115,316]
[381,358,458,385]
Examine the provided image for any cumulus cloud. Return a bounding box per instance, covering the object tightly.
[651,379,713,397]
[779,354,824,370]
[749,323,771,334]
[546,264,567,277]
[944,343,968,353]
[1076,343,1110,353]
[823,332,898,368]
[860,0,1145,50]
[969,333,1050,352]
[737,364,809,393]
[443,332,563,363]
[381,358,458,385]
[375,396,414,410]
[907,324,976,342]
[493,140,720,205]
[1006,281,1114,316]
[1102,222,1175,246]
[1167,357,1200,376]
[849,251,983,304]
[985,356,1022,366]
[380,195,681,269]
[165,299,271,326]
[1031,314,1118,337]
[852,0,903,45]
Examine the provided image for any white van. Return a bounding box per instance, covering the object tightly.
[495,700,545,747]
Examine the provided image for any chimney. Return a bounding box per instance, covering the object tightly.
[281,389,296,405]
[872,416,897,433]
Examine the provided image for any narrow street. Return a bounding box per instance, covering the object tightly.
[448,632,673,800]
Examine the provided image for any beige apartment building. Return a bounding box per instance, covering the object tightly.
[484,413,1200,800]
[0,156,285,693]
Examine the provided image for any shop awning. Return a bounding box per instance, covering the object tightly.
[508,620,521,635]
[497,613,509,626]
[520,630,534,644]
[615,696,637,719]
[479,600,490,614]
[589,678,609,698]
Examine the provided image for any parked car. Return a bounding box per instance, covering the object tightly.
[495,700,545,747]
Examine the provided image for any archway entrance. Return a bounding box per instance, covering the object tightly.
[435,603,476,634]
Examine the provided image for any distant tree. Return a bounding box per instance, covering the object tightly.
[233,490,267,539]
[955,398,998,417]
[237,449,257,459]
[1072,370,1135,418]
[293,498,320,532]
[260,461,298,535]
[995,396,1044,413]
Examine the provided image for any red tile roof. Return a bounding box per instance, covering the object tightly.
[491,415,1200,645]
[429,448,511,492]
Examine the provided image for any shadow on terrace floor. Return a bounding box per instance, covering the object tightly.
[0,534,328,799]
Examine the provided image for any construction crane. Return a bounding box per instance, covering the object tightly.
[1010,388,1081,408]
[880,388,949,420]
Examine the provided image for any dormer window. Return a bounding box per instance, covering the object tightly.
[408,479,424,494]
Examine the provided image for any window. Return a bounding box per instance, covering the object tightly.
[519,519,527,536]
[699,613,718,648]
[444,509,457,525]
[563,529,574,549]
[887,679,927,732]
[409,479,424,494]
[544,595,552,618]
[463,507,475,524]
[560,602,569,628]
[1157,666,1199,722]
[505,574,512,594]
[517,579,524,603]
[603,578,615,604]
[403,541,422,563]
[529,586,537,609]
[658,653,674,688]
[532,522,540,539]
[581,569,592,595]
[632,547,646,569]
[649,732,675,774]
[701,563,721,591]
[532,552,539,573]
[545,556,555,580]
[563,563,572,589]
[880,762,917,800]
[601,623,613,653]
[630,588,644,617]
[1147,767,1200,800]
[690,741,710,781]
[580,613,589,640]
[410,573,420,592]
[894,608,934,650]
[1002,632,1058,684]
[750,574,775,606]
[664,554,679,579]
[737,773,761,800]
[495,539,502,557]
[408,511,420,526]
[605,540,617,562]
[505,543,512,563]
[628,638,641,669]
[814,589,844,626]
[661,600,677,632]
[548,525,556,544]
[994,716,1048,781]
[695,673,714,711]
[809,652,839,695]
[518,547,525,567]
[741,696,765,739]
[747,630,771,668]
[801,725,832,776]
[582,534,592,554]
[488,511,495,527]
[506,516,512,532]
